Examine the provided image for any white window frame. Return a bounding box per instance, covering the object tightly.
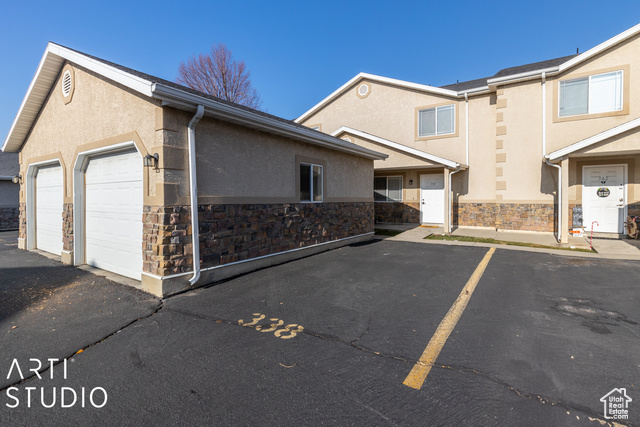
[558,70,624,118]
[374,176,403,203]
[418,104,455,137]
[300,163,323,203]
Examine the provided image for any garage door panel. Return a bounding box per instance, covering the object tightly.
[85,151,142,280]
[35,165,63,255]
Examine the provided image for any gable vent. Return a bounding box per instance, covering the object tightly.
[357,83,369,97]
[62,71,72,97]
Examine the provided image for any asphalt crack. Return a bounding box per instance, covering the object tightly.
[0,299,164,393]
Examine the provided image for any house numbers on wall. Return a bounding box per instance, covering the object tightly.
[238,313,304,339]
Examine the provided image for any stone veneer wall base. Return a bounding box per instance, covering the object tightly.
[0,206,19,231]
[141,232,374,297]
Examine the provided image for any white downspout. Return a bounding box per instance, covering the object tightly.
[448,165,462,234]
[188,105,205,285]
[541,72,547,157]
[545,157,562,243]
[541,72,562,243]
[465,93,469,166]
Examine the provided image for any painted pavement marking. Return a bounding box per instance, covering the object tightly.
[403,247,496,390]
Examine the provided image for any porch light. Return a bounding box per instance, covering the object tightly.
[12,174,22,184]
[409,179,414,185]
[143,153,159,170]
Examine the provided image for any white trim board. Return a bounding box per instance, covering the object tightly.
[331,127,462,169]
[547,117,640,161]
[295,72,488,124]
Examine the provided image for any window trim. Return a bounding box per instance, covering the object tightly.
[374,175,403,203]
[299,162,323,203]
[553,65,630,123]
[415,102,458,140]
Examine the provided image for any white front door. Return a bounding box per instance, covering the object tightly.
[85,150,143,280]
[420,173,444,224]
[35,165,63,255]
[583,165,625,233]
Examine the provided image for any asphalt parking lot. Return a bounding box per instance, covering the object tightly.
[0,230,638,426]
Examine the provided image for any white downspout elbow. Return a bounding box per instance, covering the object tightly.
[188,105,205,286]
[448,165,462,234]
[544,157,562,243]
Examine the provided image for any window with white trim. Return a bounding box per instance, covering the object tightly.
[559,70,623,117]
[300,163,323,202]
[418,104,455,137]
[374,176,402,202]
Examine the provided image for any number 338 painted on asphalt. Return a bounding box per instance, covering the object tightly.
[238,313,304,339]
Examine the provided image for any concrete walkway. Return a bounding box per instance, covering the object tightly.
[375,224,640,260]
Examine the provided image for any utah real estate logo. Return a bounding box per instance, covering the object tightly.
[600,388,632,421]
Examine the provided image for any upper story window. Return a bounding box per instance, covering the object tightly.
[418,104,455,137]
[374,176,402,202]
[559,70,623,117]
[300,163,323,202]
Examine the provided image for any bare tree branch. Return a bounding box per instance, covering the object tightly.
[176,44,262,110]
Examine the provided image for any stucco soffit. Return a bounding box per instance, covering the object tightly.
[547,117,640,161]
[332,127,460,169]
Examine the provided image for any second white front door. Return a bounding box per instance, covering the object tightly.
[420,173,444,224]
[583,165,625,233]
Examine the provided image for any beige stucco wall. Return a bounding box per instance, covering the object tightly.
[546,34,640,153]
[19,63,161,204]
[301,80,468,164]
[161,109,374,205]
[300,31,640,211]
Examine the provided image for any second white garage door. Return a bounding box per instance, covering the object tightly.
[85,150,143,280]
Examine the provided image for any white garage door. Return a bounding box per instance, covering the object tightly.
[85,150,143,280]
[36,164,63,255]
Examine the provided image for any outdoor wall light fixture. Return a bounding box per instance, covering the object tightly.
[409,179,414,185]
[143,153,159,171]
[12,174,22,184]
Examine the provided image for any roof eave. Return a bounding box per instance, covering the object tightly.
[547,117,640,162]
[331,126,460,169]
[295,72,460,124]
[152,84,388,161]
[2,42,155,153]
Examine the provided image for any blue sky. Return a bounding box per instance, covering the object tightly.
[1,1,639,142]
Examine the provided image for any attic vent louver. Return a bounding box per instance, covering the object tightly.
[62,71,72,97]
[357,83,370,98]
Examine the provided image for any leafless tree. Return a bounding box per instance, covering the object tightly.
[176,44,262,110]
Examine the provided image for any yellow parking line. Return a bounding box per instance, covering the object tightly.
[403,247,496,390]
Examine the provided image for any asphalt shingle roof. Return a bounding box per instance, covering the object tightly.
[440,54,580,92]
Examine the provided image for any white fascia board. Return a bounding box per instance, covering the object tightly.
[295,72,460,124]
[559,23,640,73]
[152,84,388,161]
[487,66,560,87]
[46,43,154,97]
[3,43,154,153]
[547,117,640,161]
[332,126,460,169]
[2,48,63,152]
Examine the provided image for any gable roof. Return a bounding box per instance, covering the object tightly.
[2,43,386,161]
[547,117,640,161]
[331,127,460,169]
[296,22,640,122]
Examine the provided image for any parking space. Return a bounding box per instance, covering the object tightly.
[1,235,638,425]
